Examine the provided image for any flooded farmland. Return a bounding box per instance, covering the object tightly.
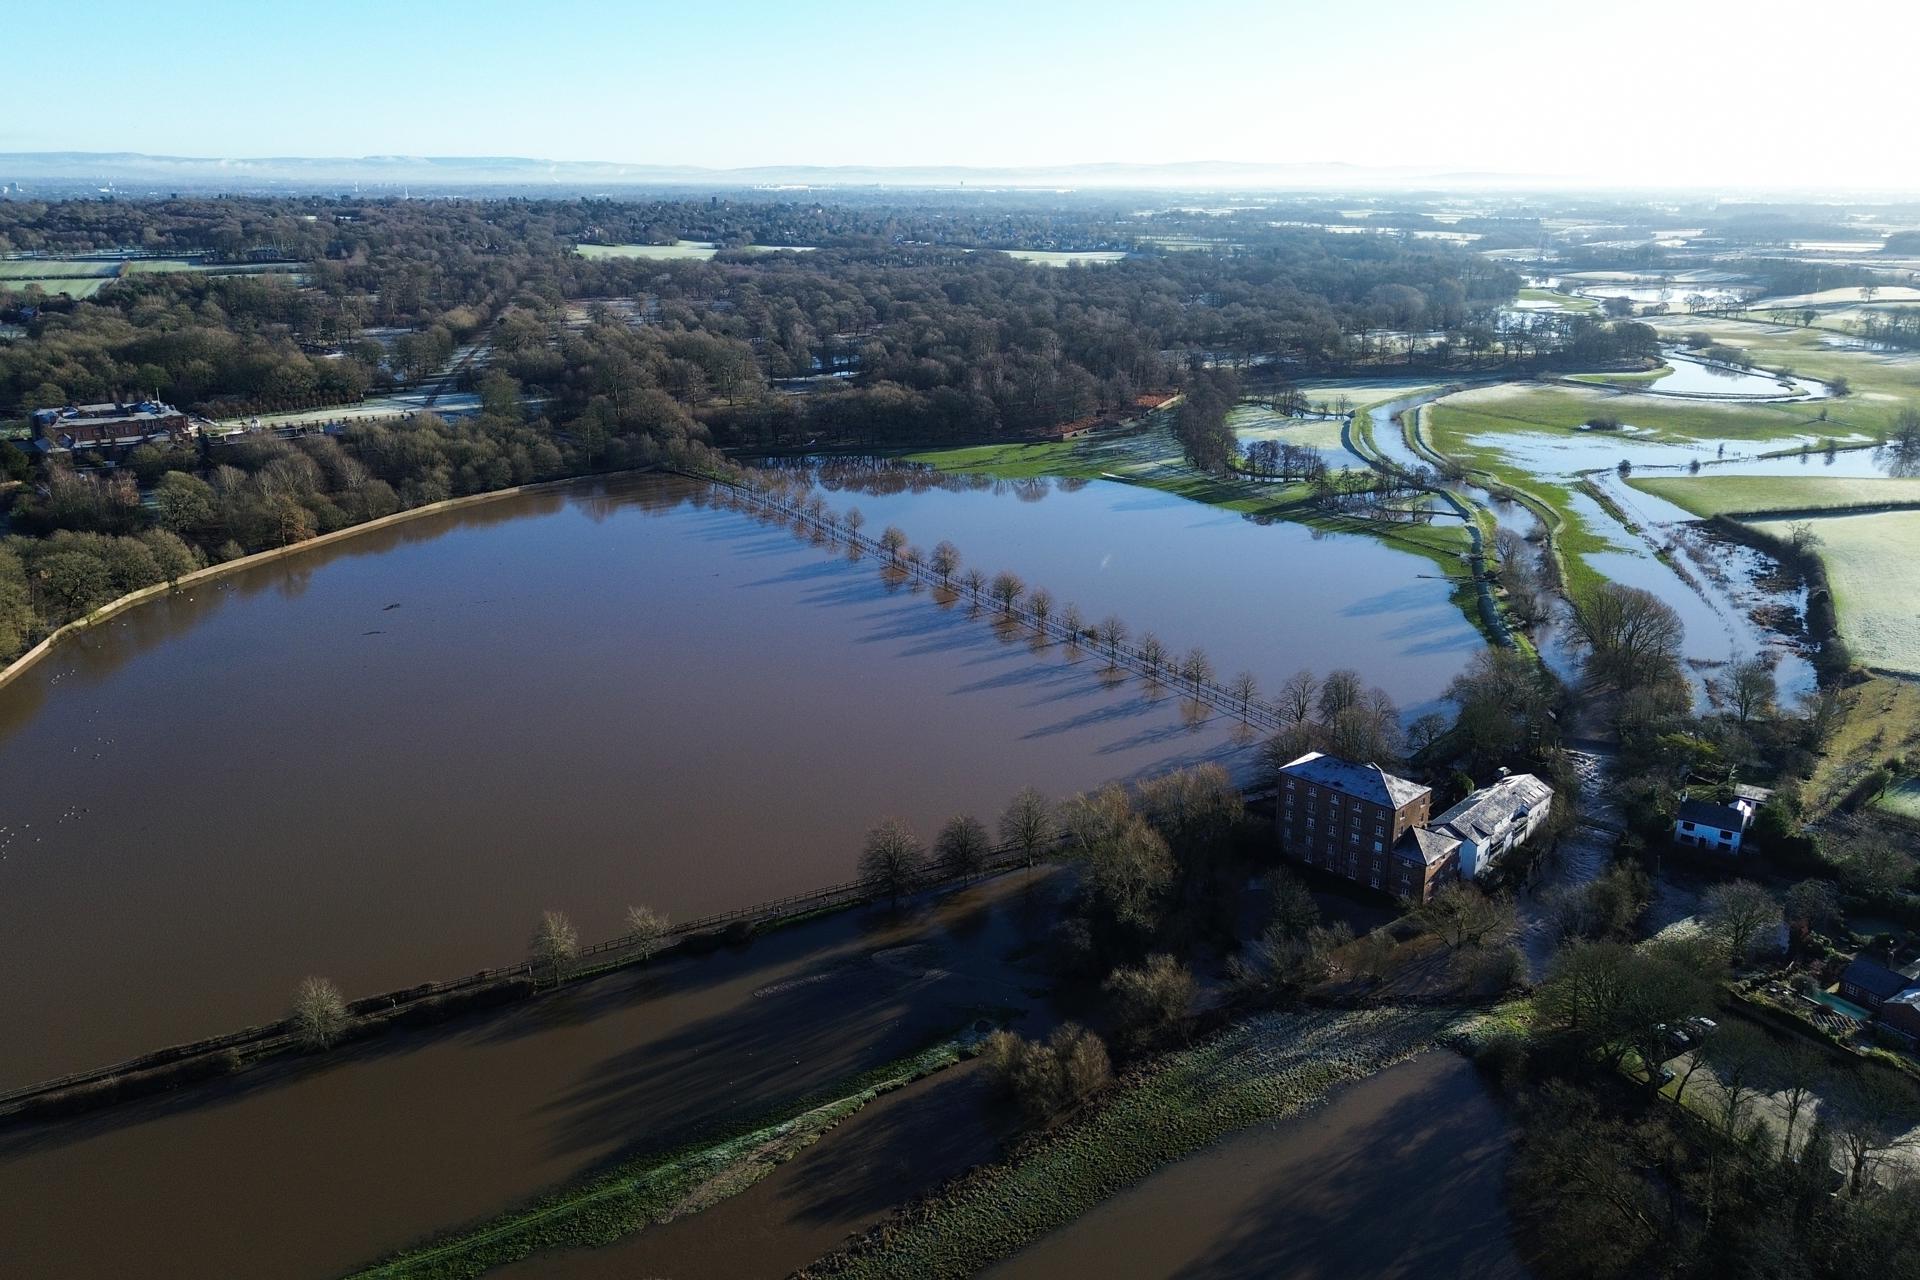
[988,1051,1523,1280]
[0,471,1482,1086]
[0,870,1061,1280]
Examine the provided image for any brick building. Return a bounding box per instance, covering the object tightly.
[1276,751,1461,902]
[32,401,192,452]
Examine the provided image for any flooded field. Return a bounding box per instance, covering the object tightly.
[988,1051,1523,1280]
[0,869,1059,1280]
[757,470,1483,716]
[1651,350,1826,399]
[0,472,1482,1085]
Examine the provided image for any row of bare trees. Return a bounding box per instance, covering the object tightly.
[717,469,1274,724]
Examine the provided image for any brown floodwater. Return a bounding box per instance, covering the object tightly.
[988,1051,1525,1280]
[494,1060,1016,1280]
[0,472,1476,1086]
[0,870,1061,1280]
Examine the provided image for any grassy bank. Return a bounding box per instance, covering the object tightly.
[801,1006,1448,1279]
[351,1032,986,1280]
[1750,509,1920,676]
[1628,474,1920,518]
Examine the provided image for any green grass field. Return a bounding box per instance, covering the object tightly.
[1432,382,1830,445]
[1877,777,1920,823]
[576,241,718,261]
[1630,474,1920,517]
[1568,365,1673,387]
[1751,510,1920,674]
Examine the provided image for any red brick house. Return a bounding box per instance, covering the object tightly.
[1276,751,1460,902]
[33,401,192,451]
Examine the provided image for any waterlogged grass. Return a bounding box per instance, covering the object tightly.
[1519,288,1598,313]
[1568,365,1673,387]
[999,250,1128,267]
[1751,510,1920,675]
[1630,475,1920,517]
[575,241,718,261]
[351,1034,981,1280]
[809,1007,1446,1280]
[1432,383,1822,445]
[900,439,1101,480]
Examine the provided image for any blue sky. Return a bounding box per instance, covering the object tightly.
[10,0,1918,187]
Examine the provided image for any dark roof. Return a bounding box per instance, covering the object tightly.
[1278,751,1428,811]
[1395,826,1461,867]
[1676,797,1746,831]
[1842,956,1915,1001]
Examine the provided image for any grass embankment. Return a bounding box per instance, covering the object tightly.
[1629,475,1920,518]
[803,1006,1447,1279]
[1568,365,1674,387]
[1416,400,1616,602]
[1805,676,1920,813]
[351,1033,984,1280]
[1750,510,1920,676]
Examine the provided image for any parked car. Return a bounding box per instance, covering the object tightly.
[1686,1016,1718,1038]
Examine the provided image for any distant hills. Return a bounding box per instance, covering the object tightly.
[0,152,1532,194]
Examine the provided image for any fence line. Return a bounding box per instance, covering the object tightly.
[0,843,1046,1115]
[696,471,1295,732]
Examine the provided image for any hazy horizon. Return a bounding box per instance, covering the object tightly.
[13,0,1920,192]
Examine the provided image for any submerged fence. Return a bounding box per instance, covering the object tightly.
[697,470,1295,733]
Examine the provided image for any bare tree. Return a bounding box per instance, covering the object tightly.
[859,818,926,909]
[878,525,907,562]
[1317,669,1364,720]
[1704,880,1780,967]
[1725,656,1776,727]
[1276,669,1318,724]
[959,567,987,611]
[1027,587,1054,635]
[930,540,961,586]
[1227,671,1259,720]
[843,506,865,536]
[989,571,1026,616]
[1000,787,1058,867]
[934,814,991,880]
[1138,632,1168,679]
[530,910,579,986]
[1060,602,1087,651]
[1096,615,1129,667]
[1578,584,1684,687]
[1178,647,1214,698]
[625,904,670,960]
[289,976,348,1050]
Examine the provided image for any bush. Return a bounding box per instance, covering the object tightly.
[1103,955,1195,1053]
[985,1023,1112,1121]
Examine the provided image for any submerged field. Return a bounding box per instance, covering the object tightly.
[576,241,719,260]
[904,405,1473,579]
[1751,509,1920,674]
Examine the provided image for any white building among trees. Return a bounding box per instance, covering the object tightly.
[1428,771,1554,879]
